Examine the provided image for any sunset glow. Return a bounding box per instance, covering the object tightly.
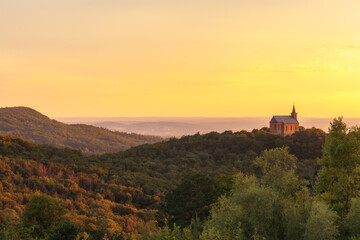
[1,0,360,117]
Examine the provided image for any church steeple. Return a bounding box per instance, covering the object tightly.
[291,105,297,119]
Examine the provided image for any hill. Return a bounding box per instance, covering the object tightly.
[86,127,326,194]
[0,127,326,238]
[0,107,161,154]
[0,126,326,238]
[0,135,160,236]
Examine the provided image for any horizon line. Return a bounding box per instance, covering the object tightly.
[53,116,349,119]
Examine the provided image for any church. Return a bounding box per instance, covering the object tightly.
[269,106,299,136]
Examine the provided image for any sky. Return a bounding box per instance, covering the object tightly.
[1,0,360,117]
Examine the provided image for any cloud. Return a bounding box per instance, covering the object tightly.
[184,80,239,87]
[345,45,360,50]
[290,61,354,74]
[239,63,292,74]
[290,45,360,74]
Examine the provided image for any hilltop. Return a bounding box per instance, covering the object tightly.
[0,107,161,154]
[0,126,327,238]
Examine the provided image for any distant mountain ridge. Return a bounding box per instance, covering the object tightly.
[0,107,162,154]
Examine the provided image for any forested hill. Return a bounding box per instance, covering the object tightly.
[0,134,161,237]
[0,107,161,154]
[0,126,327,239]
[87,127,326,194]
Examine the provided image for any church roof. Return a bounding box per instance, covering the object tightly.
[270,115,299,124]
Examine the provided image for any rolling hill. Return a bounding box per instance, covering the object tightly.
[0,124,326,238]
[0,107,161,154]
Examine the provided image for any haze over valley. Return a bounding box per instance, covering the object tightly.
[57,116,360,137]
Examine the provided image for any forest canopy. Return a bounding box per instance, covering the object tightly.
[0,119,339,239]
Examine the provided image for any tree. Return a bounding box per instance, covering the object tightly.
[286,128,326,160]
[201,173,284,240]
[316,117,360,218]
[0,214,19,240]
[202,148,316,240]
[303,201,338,240]
[283,188,312,240]
[201,195,243,240]
[164,173,231,227]
[344,197,360,237]
[20,194,67,238]
[48,221,79,240]
[255,148,313,240]
[254,147,303,197]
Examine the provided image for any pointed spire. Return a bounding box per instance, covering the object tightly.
[291,104,297,119]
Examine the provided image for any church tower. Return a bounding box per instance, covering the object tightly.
[291,105,297,119]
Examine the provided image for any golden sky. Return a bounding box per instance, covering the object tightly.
[1,0,360,117]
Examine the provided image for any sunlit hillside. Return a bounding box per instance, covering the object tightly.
[0,107,161,154]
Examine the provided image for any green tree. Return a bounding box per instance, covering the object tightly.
[286,127,326,160]
[344,197,360,238]
[316,117,360,218]
[48,221,79,240]
[201,195,243,240]
[0,214,19,240]
[254,147,303,197]
[202,148,317,240]
[282,188,312,240]
[164,173,231,227]
[20,194,67,239]
[255,148,312,240]
[201,173,284,240]
[303,201,338,240]
[137,224,182,240]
